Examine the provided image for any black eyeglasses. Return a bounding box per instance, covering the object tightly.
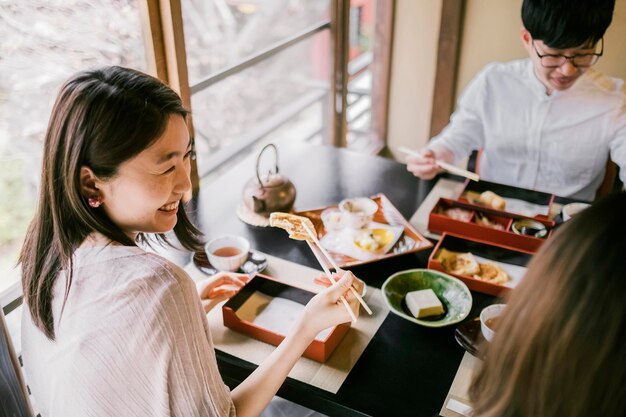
[532,38,603,68]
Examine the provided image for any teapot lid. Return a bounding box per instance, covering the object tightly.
[260,172,288,188]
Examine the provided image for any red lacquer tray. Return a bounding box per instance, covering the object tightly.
[295,193,433,268]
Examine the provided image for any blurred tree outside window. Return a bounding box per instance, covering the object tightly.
[0,0,147,292]
[0,0,384,294]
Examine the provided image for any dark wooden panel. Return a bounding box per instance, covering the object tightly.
[430,0,465,138]
[371,0,396,150]
[1,314,31,417]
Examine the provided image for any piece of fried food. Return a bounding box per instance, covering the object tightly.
[436,248,481,276]
[479,191,506,211]
[473,262,511,284]
[269,212,316,241]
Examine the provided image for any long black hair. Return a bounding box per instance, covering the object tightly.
[20,66,203,340]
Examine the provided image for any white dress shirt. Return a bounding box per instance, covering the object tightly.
[429,59,626,200]
[22,246,235,417]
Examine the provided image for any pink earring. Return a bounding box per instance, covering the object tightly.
[88,198,102,208]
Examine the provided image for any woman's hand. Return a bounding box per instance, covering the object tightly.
[313,273,365,296]
[196,272,249,313]
[297,271,361,339]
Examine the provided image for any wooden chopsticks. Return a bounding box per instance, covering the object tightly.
[305,240,358,323]
[398,146,480,182]
[301,223,373,319]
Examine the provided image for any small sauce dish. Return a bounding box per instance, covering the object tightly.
[511,219,547,238]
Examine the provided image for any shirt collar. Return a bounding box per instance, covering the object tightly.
[525,59,551,99]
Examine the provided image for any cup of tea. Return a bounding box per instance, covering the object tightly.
[480,303,506,342]
[205,235,250,272]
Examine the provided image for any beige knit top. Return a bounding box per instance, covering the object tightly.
[21,245,236,417]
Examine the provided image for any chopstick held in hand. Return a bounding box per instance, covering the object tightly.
[302,223,373,316]
[305,240,358,323]
[398,146,480,182]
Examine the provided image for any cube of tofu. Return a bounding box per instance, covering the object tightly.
[405,289,444,318]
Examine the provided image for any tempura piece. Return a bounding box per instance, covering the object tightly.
[479,191,506,210]
[473,262,511,284]
[269,212,316,241]
[436,248,481,276]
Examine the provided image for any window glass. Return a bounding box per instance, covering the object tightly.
[182,0,330,84]
[347,0,375,152]
[0,0,147,293]
[190,33,331,176]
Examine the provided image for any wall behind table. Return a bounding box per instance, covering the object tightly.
[388,0,626,158]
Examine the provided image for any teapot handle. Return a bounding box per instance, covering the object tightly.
[256,143,279,188]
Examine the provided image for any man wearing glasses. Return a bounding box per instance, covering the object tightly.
[407,0,625,201]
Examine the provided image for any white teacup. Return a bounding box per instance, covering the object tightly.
[338,197,378,229]
[206,235,250,272]
[480,304,506,342]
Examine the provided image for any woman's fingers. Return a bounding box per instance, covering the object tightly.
[314,273,365,299]
[325,271,355,301]
[313,274,332,287]
[197,272,248,298]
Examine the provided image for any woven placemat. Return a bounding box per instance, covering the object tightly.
[185,253,389,394]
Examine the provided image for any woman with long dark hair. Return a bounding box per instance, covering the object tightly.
[470,192,626,417]
[20,66,359,417]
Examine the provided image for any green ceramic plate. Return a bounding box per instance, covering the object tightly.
[382,269,472,328]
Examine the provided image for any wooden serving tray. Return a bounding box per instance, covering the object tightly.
[296,193,433,268]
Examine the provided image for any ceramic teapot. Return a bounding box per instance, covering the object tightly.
[242,144,296,216]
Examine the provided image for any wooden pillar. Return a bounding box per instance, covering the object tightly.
[371,0,395,150]
[139,0,199,194]
[331,0,350,147]
[429,0,465,139]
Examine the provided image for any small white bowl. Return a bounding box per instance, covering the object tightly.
[561,202,591,221]
[321,207,346,231]
[205,235,250,272]
[480,304,506,342]
[338,197,378,229]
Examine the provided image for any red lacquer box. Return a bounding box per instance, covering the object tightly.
[458,179,556,221]
[428,233,534,296]
[222,274,350,363]
[428,197,554,253]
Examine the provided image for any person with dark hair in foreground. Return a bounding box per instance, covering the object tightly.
[469,191,626,416]
[20,66,359,417]
[407,0,626,201]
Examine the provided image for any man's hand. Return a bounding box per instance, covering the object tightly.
[406,148,442,179]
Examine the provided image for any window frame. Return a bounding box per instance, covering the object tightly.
[139,0,395,193]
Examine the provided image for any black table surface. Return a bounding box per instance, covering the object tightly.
[192,141,497,417]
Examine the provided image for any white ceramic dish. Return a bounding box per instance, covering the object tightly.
[479,303,506,342]
[205,235,250,272]
[338,197,379,229]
